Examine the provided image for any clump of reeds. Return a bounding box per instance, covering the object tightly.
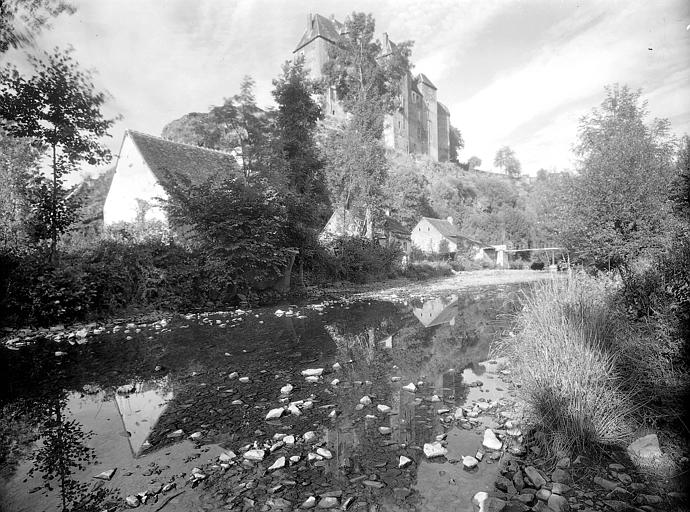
[494,274,639,457]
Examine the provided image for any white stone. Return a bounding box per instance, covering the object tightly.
[93,468,116,480]
[266,407,285,420]
[423,442,448,458]
[268,456,286,471]
[219,451,236,462]
[402,383,417,392]
[332,362,341,371]
[305,376,319,383]
[288,404,301,416]
[437,408,450,415]
[482,429,503,451]
[125,495,139,508]
[189,431,203,440]
[302,496,317,509]
[280,384,293,395]
[377,404,392,413]
[231,399,243,405]
[116,384,136,394]
[283,435,295,446]
[307,452,322,462]
[328,410,336,418]
[239,377,250,383]
[243,449,265,461]
[627,434,662,462]
[303,431,317,443]
[359,396,372,405]
[316,447,332,459]
[289,455,300,463]
[399,455,412,468]
[330,379,340,386]
[430,395,441,402]
[378,427,392,435]
[462,456,479,469]
[301,368,324,377]
[472,491,489,511]
[228,372,239,379]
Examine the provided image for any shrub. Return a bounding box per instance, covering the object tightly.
[325,237,401,283]
[494,274,637,457]
[401,260,453,280]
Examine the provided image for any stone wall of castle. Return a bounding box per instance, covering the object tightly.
[294,13,450,162]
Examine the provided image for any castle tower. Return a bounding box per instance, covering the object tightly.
[416,73,438,161]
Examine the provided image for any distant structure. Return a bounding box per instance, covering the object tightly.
[103,130,238,227]
[410,217,485,256]
[293,13,451,162]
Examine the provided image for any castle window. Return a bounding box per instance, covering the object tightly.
[411,92,417,103]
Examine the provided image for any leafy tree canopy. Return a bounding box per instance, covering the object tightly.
[562,84,677,273]
[0,0,75,53]
[449,125,464,164]
[494,145,521,178]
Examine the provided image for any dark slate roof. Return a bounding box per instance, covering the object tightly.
[127,130,239,192]
[382,216,409,236]
[417,73,437,91]
[294,14,345,52]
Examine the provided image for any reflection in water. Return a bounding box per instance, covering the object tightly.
[113,377,173,456]
[413,295,459,328]
[2,285,524,512]
[26,392,117,512]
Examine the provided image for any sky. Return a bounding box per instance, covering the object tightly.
[3,0,689,177]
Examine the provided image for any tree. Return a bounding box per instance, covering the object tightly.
[321,12,411,237]
[562,84,677,274]
[449,125,464,164]
[272,57,329,276]
[494,146,521,178]
[0,129,42,249]
[0,48,117,261]
[383,153,433,227]
[0,0,75,53]
[467,156,481,171]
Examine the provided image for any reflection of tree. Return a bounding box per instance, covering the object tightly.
[25,393,117,511]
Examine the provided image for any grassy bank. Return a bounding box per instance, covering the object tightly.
[495,264,689,460]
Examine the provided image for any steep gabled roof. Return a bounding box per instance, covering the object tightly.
[294,14,345,52]
[417,73,437,91]
[127,130,239,192]
[422,217,461,240]
[437,101,450,115]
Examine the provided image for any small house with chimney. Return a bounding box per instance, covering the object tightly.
[103,130,239,227]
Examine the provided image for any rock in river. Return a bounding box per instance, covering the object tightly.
[266,407,285,420]
[423,442,447,458]
[268,456,286,471]
[399,455,412,468]
[482,429,502,451]
[301,368,324,377]
[243,449,265,461]
[316,447,333,459]
[462,456,479,469]
[93,468,116,480]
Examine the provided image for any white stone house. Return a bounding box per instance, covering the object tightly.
[103,130,239,227]
[410,217,485,257]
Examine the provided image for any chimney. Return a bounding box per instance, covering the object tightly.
[308,13,314,29]
[383,32,389,48]
[446,216,453,225]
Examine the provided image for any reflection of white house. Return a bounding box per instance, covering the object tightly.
[103,130,239,226]
[413,295,459,328]
[411,217,485,256]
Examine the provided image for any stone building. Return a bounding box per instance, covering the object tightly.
[293,13,451,162]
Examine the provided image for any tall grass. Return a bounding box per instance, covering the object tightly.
[494,274,639,457]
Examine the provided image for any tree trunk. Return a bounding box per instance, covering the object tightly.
[365,207,373,240]
[50,144,58,263]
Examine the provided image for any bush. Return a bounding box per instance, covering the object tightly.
[494,274,637,457]
[401,260,453,280]
[324,237,401,283]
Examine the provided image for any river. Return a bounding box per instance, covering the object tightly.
[0,276,546,512]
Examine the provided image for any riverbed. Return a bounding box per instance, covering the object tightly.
[0,272,554,512]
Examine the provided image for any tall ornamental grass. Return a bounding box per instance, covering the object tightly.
[495,274,638,457]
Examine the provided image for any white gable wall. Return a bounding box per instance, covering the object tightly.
[103,134,169,226]
[410,218,457,253]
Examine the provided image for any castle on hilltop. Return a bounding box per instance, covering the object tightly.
[293,13,451,162]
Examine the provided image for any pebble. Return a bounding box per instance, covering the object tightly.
[93,468,116,480]
[303,431,317,443]
[219,451,236,462]
[301,368,324,377]
[482,429,502,451]
[378,427,392,435]
[360,396,372,405]
[399,456,412,468]
[462,456,479,469]
[377,404,392,413]
[317,496,339,508]
[423,442,447,458]
[302,496,317,509]
[266,407,284,420]
[524,466,547,488]
[243,449,265,461]
[239,377,250,383]
[268,456,286,471]
[280,384,293,394]
[316,447,333,459]
[402,383,417,392]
